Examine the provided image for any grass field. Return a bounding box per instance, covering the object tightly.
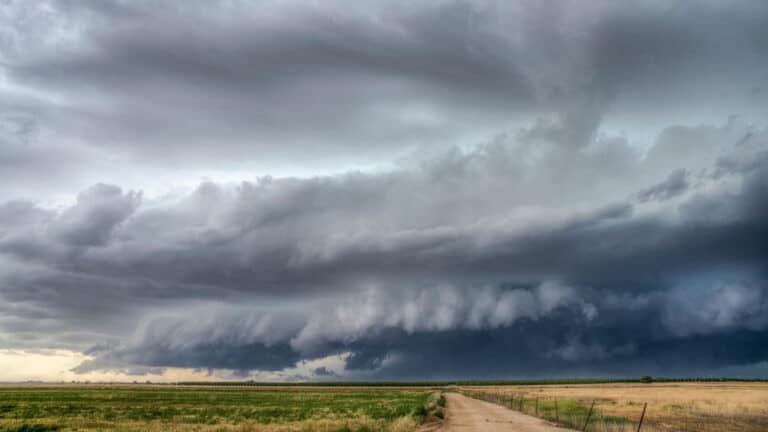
[2,382,767,432]
[0,386,433,432]
[461,382,768,431]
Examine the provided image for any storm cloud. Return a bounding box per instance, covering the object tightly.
[0,0,767,380]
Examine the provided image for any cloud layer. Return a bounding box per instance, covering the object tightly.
[0,0,767,380]
[2,118,767,378]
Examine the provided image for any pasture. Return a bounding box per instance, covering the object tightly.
[2,381,767,431]
[0,386,432,432]
[461,381,768,431]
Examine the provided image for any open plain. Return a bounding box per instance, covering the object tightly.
[0,385,431,432]
[1,382,767,431]
[460,382,768,432]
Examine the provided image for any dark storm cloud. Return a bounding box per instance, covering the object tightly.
[333,327,768,380]
[1,122,763,302]
[71,278,768,378]
[1,117,766,377]
[72,341,301,374]
[1,0,768,379]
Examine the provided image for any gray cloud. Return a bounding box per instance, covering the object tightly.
[663,280,768,337]
[313,366,336,377]
[1,121,761,302]
[0,0,767,379]
[635,169,689,202]
[1,117,766,377]
[2,0,767,200]
[53,184,141,246]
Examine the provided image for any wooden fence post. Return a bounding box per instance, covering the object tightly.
[554,398,559,422]
[535,397,539,416]
[636,402,647,432]
[582,401,595,432]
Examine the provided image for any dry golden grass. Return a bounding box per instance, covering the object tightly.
[461,382,768,432]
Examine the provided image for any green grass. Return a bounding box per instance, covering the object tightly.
[437,395,446,408]
[0,387,431,431]
[535,399,629,427]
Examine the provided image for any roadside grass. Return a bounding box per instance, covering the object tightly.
[0,387,431,432]
[417,391,446,424]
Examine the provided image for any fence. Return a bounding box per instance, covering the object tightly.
[461,389,650,432]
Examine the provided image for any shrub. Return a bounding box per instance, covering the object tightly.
[9,425,60,432]
[437,395,446,407]
[434,409,444,419]
[412,404,428,422]
[640,376,653,384]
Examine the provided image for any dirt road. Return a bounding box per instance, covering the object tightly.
[434,393,569,432]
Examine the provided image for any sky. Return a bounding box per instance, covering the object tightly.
[0,0,767,382]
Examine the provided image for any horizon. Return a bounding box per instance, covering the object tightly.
[5,377,768,385]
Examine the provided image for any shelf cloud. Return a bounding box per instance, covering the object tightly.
[1,0,767,380]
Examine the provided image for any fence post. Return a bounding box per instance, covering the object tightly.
[519,397,523,411]
[535,397,539,416]
[554,398,559,423]
[636,402,647,432]
[582,400,595,432]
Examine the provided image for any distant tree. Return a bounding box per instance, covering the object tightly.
[640,375,653,383]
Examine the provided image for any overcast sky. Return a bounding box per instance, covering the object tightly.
[1,0,767,382]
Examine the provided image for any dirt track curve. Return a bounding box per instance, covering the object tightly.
[430,393,571,432]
